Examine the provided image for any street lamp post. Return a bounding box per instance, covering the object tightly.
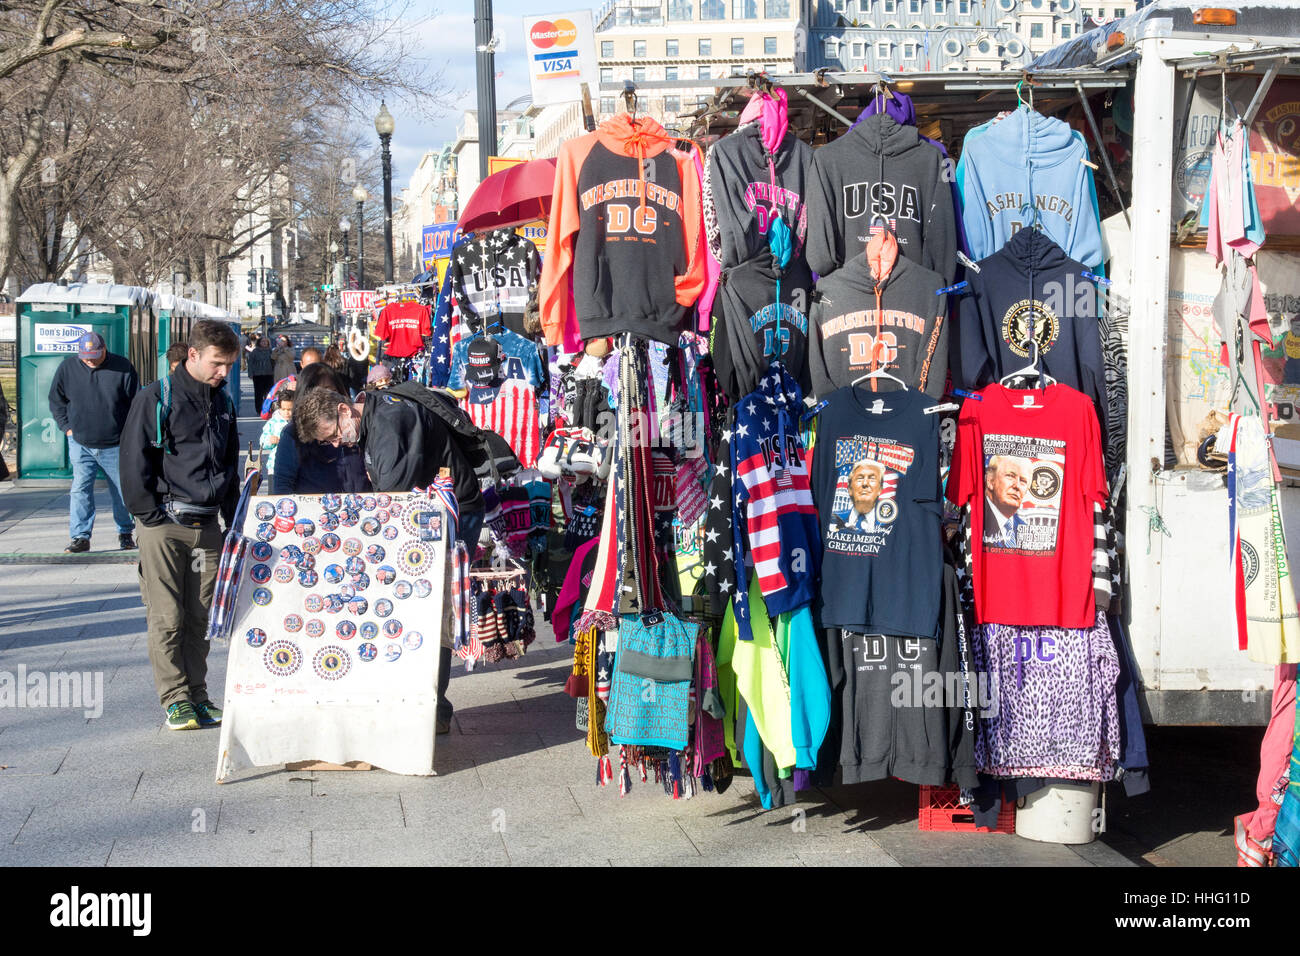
[375,103,396,286]
[352,185,368,290]
[339,217,351,286]
[259,253,267,338]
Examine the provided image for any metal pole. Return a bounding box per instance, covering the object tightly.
[381,132,395,285]
[342,231,349,281]
[259,254,266,337]
[1074,80,1130,227]
[356,200,365,290]
[474,0,498,181]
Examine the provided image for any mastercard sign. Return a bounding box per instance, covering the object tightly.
[523,10,597,106]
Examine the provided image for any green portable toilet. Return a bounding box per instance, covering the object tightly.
[155,292,195,382]
[15,283,156,479]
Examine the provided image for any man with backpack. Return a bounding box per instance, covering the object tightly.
[120,320,241,732]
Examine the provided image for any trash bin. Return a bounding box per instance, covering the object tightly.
[1014,781,1101,845]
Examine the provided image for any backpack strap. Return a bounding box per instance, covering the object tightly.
[152,376,174,455]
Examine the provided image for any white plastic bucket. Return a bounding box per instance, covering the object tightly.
[1014,782,1100,845]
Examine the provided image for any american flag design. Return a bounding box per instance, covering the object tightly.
[462,379,540,468]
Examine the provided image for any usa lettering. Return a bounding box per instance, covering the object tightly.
[470,264,529,292]
[757,432,801,470]
[842,180,921,222]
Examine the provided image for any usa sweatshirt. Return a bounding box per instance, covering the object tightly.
[957,107,1104,269]
[704,122,814,267]
[449,228,541,337]
[808,231,949,400]
[805,112,957,285]
[540,114,706,348]
[953,227,1108,423]
[711,256,813,402]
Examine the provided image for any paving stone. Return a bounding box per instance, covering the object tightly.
[0,840,114,866]
[216,792,405,833]
[14,804,194,845]
[0,746,68,775]
[108,829,312,866]
[868,830,1093,866]
[310,826,508,867]
[132,767,310,808]
[499,811,699,865]
[0,770,140,809]
[0,805,33,842]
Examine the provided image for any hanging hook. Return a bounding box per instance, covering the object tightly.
[622,80,639,122]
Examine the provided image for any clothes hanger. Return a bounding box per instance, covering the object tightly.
[1000,336,1056,403]
[851,367,907,412]
[622,81,639,125]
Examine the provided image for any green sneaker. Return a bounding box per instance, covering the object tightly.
[194,699,223,727]
[165,701,200,731]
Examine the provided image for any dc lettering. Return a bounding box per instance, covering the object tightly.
[763,326,792,357]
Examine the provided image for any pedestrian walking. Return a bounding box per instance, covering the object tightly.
[247,335,275,412]
[47,332,140,553]
[120,320,241,731]
[272,334,296,381]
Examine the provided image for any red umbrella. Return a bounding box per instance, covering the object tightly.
[458,157,558,233]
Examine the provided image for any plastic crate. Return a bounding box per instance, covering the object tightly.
[918,785,1015,833]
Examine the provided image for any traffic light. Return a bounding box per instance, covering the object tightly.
[266,269,281,294]
[247,272,257,293]
[311,291,320,305]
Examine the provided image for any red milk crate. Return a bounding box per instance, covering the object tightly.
[918,785,1015,833]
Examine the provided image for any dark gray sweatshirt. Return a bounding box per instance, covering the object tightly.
[806,113,957,285]
[808,242,949,399]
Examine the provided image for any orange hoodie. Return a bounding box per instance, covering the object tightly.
[539,114,706,348]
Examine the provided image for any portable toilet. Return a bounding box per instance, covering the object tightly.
[155,292,195,383]
[14,283,156,479]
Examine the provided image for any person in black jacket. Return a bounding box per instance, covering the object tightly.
[119,320,241,732]
[48,332,140,553]
[247,336,275,412]
[270,364,369,494]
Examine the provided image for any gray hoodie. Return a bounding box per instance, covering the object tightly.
[808,235,949,399]
[806,113,957,285]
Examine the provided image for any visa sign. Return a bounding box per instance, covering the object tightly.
[522,10,597,106]
[421,222,457,269]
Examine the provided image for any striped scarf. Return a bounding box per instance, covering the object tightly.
[205,470,261,643]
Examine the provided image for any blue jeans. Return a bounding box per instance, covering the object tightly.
[69,437,134,539]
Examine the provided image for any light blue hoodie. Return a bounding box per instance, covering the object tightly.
[957,107,1104,269]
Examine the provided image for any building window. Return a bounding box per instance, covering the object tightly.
[667,0,693,19]
[876,40,890,58]
[764,36,777,55]
[633,39,646,57]
[666,39,679,56]
[1030,22,1044,38]
[600,96,616,114]
[933,0,945,11]
[665,95,681,113]
[600,67,613,84]
[909,0,921,12]
[698,95,711,109]
[699,37,712,56]
[1113,7,1124,16]
[764,0,790,15]
[698,65,711,79]
[701,0,724,19]
[632,66,646,82]
[601,40,614,57]
[883,0,896,11]
[1082,6,1093,15]
[764,63,777,73]
[732,37,744,55]
[852,41,863,58]
[732,0,758,17]
[730,64,746,76]
[977,38,991,54]
[665,66,678,80]
[833,0,844,10]
[1061,23,1072,38]
[825,37,839,59]
[903,41,916,58]
[958,0,970,12]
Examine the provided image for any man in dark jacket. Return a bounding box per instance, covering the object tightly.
[48,332,140,553]
[247,336,275,413]
[120,320,240,732]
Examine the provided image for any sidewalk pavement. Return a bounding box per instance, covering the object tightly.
[0,379,1253,866]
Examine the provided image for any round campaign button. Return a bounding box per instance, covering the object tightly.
[376,493,392,509]
[347,597,368,616]
[360,517,381,537]
[323,564,345,585]
[321,494,342,512]
[339,509,360,528]
[318,512,339,532]
[382,619,403,640]
[357,642,377,662]
[393,580,413,600]
[362,496,378,512]
[298,569,318,588]
[320,533,341,552]
[305,618,326,638]
[360,622,378,641]
[382,525,399,541]
[325,595,345,614]
[336,620,357,640]
[273,514,296,533]
[251,540,273,561]
[414,579,433,598]
[350,572,370,591]
[402,630,422,651]
[376,566,397,586]
[313,646,351,681]
[256,523,276,542]
[294,518,315,538]
[303,593,325,613]
[251,587,273,607]
[375,509,391,524]
[342,537,363,556]
[364,544,386,565]
[273,565,295,584]
[250,564,272,584]
[264,640,302,677]
[246,627,267,647]
[343,494,363,512]
[279,545,303,565]
[283,614,304,633]
[276,498,297,518]
[302,536,322,555]
[383,643,402,662]
[297,553,316,572]
[255,501,276,522]
[338,584,356,600]
[388,502,404,518]
[374,599,394,618]
[345,556,365,576]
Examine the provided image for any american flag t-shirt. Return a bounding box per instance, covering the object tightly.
[463,378,540,468]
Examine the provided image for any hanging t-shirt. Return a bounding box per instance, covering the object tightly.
[450,228,542,336]
[812,387,943,639]
[463,378,540,469]
[946,383,1108,629]
[447,329,545,393]
[374,301,431,358]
